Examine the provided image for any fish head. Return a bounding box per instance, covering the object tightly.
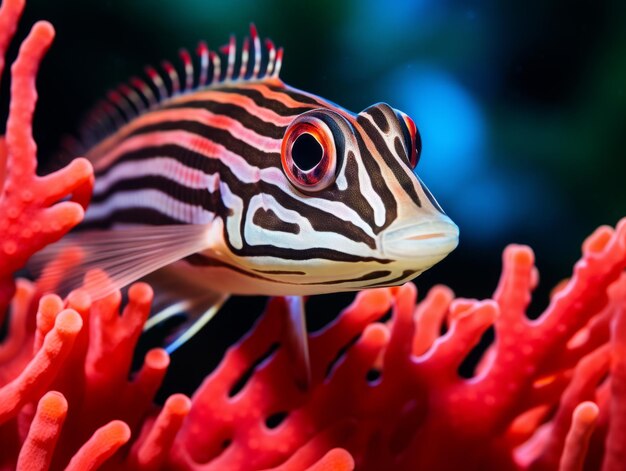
[218,102,458,294]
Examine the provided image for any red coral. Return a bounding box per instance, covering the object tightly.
[1,0,626,470]
[168,222,626,471]
[2,223,625,470]
[0,0,93,312]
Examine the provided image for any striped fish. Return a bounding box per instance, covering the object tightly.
[37,26,458,370]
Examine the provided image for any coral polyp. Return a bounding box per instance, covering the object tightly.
[1,0,625,470]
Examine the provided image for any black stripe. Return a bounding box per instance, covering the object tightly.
[353,128,397,233]
[184,254,388,285]
[162,100,288,139]
[366,107,390,133]
[304,270,391,286]
[357,115,421,209]
[253,269,306,275]
[81,208,185,229]
[264,83,328,107]
[394,136,410,167]
[185,254,392,286]
[330,151,376,229]
[363,269,417,288]
[91,175,209,207]
[395,112,414,163]
[247,180,377,250]
[95,144,216,178]
[252,208,300,235]
[125,120,281,169]
[217,86,315,116]
[418,177,445,214]
[228,244,391,264]
[315,111,346,159]
[184,253,279,283]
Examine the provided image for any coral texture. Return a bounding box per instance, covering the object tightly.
[0,0,93,312]
[1,0,626,470]
[2,228,626,471]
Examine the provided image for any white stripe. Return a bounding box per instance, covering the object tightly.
[94,157,212,194]
[356,154,386,227]
[85,189,215,224]
[245,194,378,255]
[219,181,244,249]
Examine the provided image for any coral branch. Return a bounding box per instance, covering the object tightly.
[0,279,34,365]
[0,309,81,423]
[425,300,497,375]
[558,401,598,471]
[131,394,191,470]
[602,306,626,470]
[7,21,53,180]
[303,449,355,471]
[0,0,93,312]
[0,0,24,79]
[16,391,67,470]
[527,346,610,469]
[412,285,453,356]
[266,421,356,471]
[64,420,131,471]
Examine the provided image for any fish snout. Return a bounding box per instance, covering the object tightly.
[381,216,459,261]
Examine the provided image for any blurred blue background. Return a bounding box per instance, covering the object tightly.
[5,0,625,390]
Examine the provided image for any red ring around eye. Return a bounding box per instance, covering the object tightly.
[401,114,419,169]
[281,115,337,192]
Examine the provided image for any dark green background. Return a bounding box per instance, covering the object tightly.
[3,0,624,392]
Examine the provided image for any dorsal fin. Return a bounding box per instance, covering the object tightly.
[71,24,284,158]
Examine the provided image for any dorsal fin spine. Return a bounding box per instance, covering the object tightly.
[130,77,157,108]
[145,66,168,101]
[91,100,117,134]
[273,47,284,78]
[179,49,194,91]
[265,39,276,76]
[209,50,221,83]
[251,24,261,79]
[239,37,249,80]
[224,35,236,81]
[118,83,145,114]
[75,26,284,152]
[100,100,123,126]
[107,89,134,121]
[197,41,209,86]
[161,60,180,96]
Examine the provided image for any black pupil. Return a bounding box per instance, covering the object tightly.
[291,133,323,171]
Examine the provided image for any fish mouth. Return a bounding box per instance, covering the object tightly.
[381,217,459,259]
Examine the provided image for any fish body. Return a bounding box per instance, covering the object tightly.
[37,28,458,355]
[78,74,458,295]
[80,77,457,295]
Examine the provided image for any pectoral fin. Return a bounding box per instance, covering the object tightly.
[29,224,214,300]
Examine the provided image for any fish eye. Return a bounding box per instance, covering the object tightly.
[395,111,421,169]
[281,114,338,192]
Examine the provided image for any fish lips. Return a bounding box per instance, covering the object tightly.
[381,217,460,261]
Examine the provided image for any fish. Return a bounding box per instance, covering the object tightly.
[34,25,459,382]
